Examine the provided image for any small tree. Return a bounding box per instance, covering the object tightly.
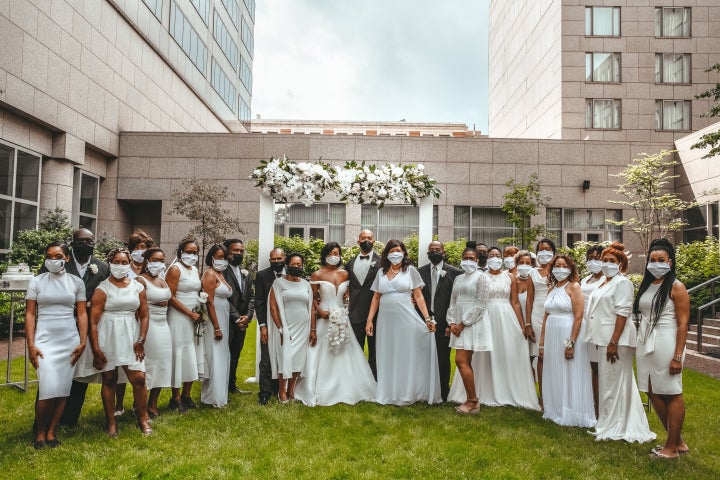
[498,173,550,249]
[608,150,696,255]
[692,63,720,158]
[170,178,244,264]
[7,208,74,272]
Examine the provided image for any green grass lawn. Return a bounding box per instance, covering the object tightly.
[1,322,718,479]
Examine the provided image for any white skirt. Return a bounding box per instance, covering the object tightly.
[34,315,79,400]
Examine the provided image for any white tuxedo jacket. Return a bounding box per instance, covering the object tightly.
[584,274,636,347]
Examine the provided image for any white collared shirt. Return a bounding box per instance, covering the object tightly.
[73,252,91,277]
[231,264,243,292]
[353,252,373,285]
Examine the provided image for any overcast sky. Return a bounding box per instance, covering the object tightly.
[251,0,490,132]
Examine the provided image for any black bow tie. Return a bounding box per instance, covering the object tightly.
[359,255,370,260]
[275,272,282,278]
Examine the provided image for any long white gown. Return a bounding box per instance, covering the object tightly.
[294,280,376,406]
[268,277,313,378]
[542,284,596,427]
[474,271,540,410]
[529,268,548,357]
[372,267,442,405]
[167,264,201,387]
[200,279,232,407]
[26,272,86,400]
[143,279,172,390]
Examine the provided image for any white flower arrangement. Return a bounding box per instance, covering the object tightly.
[193,292,210,342]
[241,269,249,277]
[88,264,98,275]
[440,270,446,278]
[251,155,337,207]
[326,306,350,354]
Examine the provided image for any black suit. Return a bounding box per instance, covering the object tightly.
[57,255,110,426]
[345,252,381,378]
[224,266,254,390]
[418,261,462,402]
[253,267,281,401]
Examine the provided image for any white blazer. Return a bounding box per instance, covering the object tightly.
[584,274,636,347]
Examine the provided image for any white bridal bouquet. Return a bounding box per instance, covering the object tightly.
[193,291,210,343]
[327,306,350,354]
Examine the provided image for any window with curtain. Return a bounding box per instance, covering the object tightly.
[585,7,620,36]
[453,207,514,246]
[655,53,691,83]
[190,0,210,25]
[585,99,621,129]
[585,52,621,82]
[221,0,240,29]
[655,7,691,37]
[214,10,239,70]
[362,205,438,243]
[211,58,237,113]
[655,100,691,130]
[73,171,99,234]
[143,0,163,21]
[275,203,346,243]
[169,0,208,75]
[0,141,41,251]
[544,208,622,248]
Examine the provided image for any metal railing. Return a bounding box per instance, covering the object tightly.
[688,275,720,354]
[1,291,35,391]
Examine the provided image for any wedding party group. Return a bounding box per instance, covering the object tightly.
[25,226,689,459]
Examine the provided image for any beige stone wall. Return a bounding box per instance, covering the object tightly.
[675,120,720,206]
[114,132,674,263]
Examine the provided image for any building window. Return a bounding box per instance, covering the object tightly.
[546,208,622,248]
[73,171,99,234]
[169,1,208,75]
[362,205,438,243]
[655,100,691,131]
[240,55,252,93]
[585,7,620,36]
[0,142,41,251]
[655,53,691,84]
[239,98,251,122]
[683,204,719,243]
[585,99,621,129]
[243,0,256,22]
[241,16,254,57]
[214,10,239,70]
[142,0,163,21]
[221,0,240,29]
[211,58,237,113]
[585,52,621,82]
[275,203,346,243]
[655,7,691,37]
[453,207,514,246]
[190,0,210,25]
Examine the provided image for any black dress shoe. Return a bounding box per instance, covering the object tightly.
[46,439,61,448]
[180,396,197,410]
[229,385,241,394]
[258,396,269,406]
[33,440,46,450]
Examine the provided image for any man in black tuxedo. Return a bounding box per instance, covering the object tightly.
[223,239,255,394]
[58,228,110,426]
[345,230,381,378]
[253,248,285,405]
[417,241,462,402]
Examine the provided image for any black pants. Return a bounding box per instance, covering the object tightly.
[351,321,376,380]
[257,335,278,400]
[228,323,247,388]
[58,380,89,427]
[434,330,451,402]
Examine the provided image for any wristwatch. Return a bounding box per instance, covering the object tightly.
[673,354,682,362]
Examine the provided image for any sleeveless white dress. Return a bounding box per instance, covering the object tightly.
[294,280,376,406]
[167,264,201,387]
[26,272,86,400]
[372,267,442,405]
[143,278,172,390]
[580,274,605,363]
[542,284,596,427]
[529,268,548,357]
[200,278,232,407]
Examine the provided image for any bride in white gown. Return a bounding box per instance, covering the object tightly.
[295,243,376,406]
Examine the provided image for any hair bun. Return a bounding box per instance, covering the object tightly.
[650,238,673,248]
[465,241,477,249]
[608,241,625,251]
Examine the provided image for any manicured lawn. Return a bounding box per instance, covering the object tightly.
[1,322,718,479]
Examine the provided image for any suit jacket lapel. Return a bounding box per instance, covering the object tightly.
[588,278,611,315]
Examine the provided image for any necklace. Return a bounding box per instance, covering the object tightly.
[390,265,401,273]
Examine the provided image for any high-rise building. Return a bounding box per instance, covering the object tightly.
[488,1,719,141]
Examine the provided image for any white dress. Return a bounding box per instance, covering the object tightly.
[143,278,172,390]
[580,274,605,363]
[26,272,86,400]
[201,279,232,407]
[294,280,376,406]
[637,281,684,395]
[446,271,491,351]
[542,284,596,427]
[167,264,201,387]
[75,279,146,381]
[473,271,539,410]
[268,277,313,378]
[372,267,442,405]
[529,268,548,357]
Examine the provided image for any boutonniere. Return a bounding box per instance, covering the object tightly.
[241,269,249,277]
[88,264,98,275]
[440,270,446,278]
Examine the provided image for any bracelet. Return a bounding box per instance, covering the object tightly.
[673,354,682,362]
[311,328,317,331]
[278,328,284,334]
[538,346,544,350]
[563,338,574,349]
[609,339,619,346]
[136,336,145,345]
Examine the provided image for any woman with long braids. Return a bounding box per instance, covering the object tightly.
[635,239,690,459]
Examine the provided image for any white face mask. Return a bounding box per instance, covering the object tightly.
[536,250,554,265]
[552,267,571,281]
[45,259,65,274]
[647,262,671,279]
[213,259,228,271]
[110,263,131,279]
[146,261,166,277]
[131,249,145,264]
[503,257,515,270]
[181,253,198,266]
[460,260,478,273]
[387,252,404,265]
[586,259,603,274]
[486,257,503,271]
[601,262,620,278]
[325,255,341,266]
[516,264,532,278]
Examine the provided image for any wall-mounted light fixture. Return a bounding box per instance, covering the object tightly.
[582,180,590,191]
